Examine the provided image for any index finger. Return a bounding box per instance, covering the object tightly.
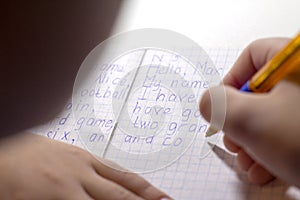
[223,38,290,88]
[92,158,171,200]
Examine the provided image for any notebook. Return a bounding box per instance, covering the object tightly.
[33,47,300,200]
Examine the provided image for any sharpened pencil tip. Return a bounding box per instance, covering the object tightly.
[205,126,220,137]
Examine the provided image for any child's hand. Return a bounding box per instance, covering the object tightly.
[0,133,170,200]
[200,38,300,187]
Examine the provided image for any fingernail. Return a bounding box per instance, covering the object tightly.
[160,198,173,200]
[205,125,220,137]
[208,86,226,133]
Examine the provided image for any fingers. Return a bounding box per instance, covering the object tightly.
[56,144,170,200]
[91,159,170,200]
[237,149,254,171]
[64,186,94,200]
[223,135,240,153]
[83,171,143,200]
[202,83,300,186]
[200,38,293,187]
[223,38,289,88]
[200,85,278,172]
[248,163,275,185]
[224,135,256,172]
[199,38,288,122]
[224,136,275,186]
[201,85,268,147]
[236,149,275,185]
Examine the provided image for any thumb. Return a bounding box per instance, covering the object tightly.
[200,85,268,150]
[200,85,300,186]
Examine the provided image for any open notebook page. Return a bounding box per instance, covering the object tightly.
[32,48,300,200]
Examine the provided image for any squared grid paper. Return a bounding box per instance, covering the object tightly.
[32,48,300,200]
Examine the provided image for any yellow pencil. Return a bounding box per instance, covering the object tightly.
[206,32,300,137]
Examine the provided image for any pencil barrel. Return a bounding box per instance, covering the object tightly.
[249,33,300,92]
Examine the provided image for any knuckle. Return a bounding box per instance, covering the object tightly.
[131,177,150,194]
[69,146,93,162]
[119,170,145,185]
[41,168,63,186]
[114,187,136,200]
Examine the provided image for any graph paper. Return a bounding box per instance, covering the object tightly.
[33,47,300,200]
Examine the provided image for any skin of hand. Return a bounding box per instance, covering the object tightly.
[0,133,170,200]
[200,38,300,187]
[0,2,173,199]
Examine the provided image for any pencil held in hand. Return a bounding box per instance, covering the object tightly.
[205,32,300,137]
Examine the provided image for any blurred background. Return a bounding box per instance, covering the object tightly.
[113,0,300,48]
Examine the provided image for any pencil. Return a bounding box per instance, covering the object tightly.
[205,32,300,137]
